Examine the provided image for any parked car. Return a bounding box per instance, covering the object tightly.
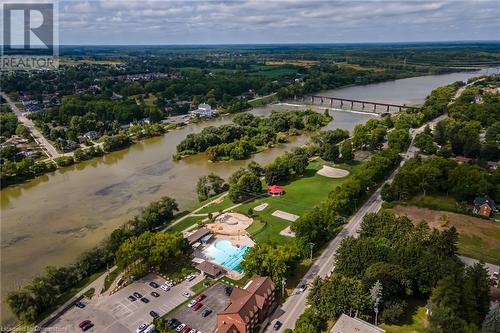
[224,286,232,295]
[273,321,282,330]
[141,297,150,303]
[188,329,197,333]
[151,291,160,298]
[201,309,212,317]
[182,326,191,333]
[299,283,307,292]
[82,322,94,331]
[144,324,156,333]
[170,319,180,329]
[133,292,143,298]
[193,302,203,311]
[186,274,196,282]
[150,310,159,318]
[128,295,137,302]
[195,294,206,302]
[149,281,159,288]
[78,320,91,329]
[160,284,170,291]
[183,292,191,298]
[136,323,147,333]
[176,323,186,332]
[75,301,85,308]
[188,299,198,308]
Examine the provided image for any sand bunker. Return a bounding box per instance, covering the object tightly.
[272,210,300,222]
[279,226,296,237]
[317,165,350,178]
[206,212,253,236]
[254,203,268,212]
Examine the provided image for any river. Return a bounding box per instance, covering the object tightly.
[0,69,491,323]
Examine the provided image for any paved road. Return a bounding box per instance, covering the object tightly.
[266,79,484,332]
[1,91,61,159]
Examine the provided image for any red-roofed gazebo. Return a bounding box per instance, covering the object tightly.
[268,185,284,196]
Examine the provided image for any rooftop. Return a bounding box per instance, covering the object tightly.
[330,314,385,333]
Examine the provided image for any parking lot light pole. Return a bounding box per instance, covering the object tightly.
[281,277,286,296]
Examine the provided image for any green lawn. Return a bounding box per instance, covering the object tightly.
[232,160,362,244]
[459,233,500,266]
[379,299,427,333]
[197,196,235,214]
[169,216,205,232]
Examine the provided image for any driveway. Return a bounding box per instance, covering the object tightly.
[49,273,203,333]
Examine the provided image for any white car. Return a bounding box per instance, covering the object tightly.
[183,292,191,298]
[186,274,196,282]
[189,330,196,333]
[188,299,197,308]
[176,324,185,332]
[136,323,147,333]
[160,285,170,291]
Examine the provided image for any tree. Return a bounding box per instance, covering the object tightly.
[388,129,410,152]
[196,173,227,201]
[339,140,354,161]
[294,308,325,333]
[240,242,299,284]
[482,302,500,333]
[228,173,262,203]
[140,196,178,230]
[308,274,370,319]
[370,280,383,325]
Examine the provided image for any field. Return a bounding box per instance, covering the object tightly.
[265,60,319,68]
[59,58,123,65]
[391,205,500,265]
[232,160,361,244]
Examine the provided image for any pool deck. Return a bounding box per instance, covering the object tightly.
[194,234,254,280]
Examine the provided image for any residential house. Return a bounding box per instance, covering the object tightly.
[83,131,100,141]
[217,276,277,333]
[190,103,215,117]
[330,314,385,333]
[473,197,497,217]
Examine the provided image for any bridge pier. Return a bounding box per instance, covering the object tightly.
[330,99,333,107]
[311,96,314,103]
[386,105,390,112]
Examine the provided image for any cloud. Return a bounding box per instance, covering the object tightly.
[56,0,500,44]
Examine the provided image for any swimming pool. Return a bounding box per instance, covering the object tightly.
[204,239,249,273]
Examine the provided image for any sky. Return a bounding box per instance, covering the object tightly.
[50,0,500,44]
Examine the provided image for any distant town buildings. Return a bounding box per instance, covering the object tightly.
[217,276,276,333]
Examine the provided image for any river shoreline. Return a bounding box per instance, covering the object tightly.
[0,69,492,325]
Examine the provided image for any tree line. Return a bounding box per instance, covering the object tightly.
[175,110,330,161]
[302,210,491,333]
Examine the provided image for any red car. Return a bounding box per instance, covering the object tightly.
[182,326,191,333]
[195,294,206,302]
[193,302,203,311]
[78,320,91,329]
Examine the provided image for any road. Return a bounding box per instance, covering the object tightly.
[266,79,484,332]
[1,91,61,159]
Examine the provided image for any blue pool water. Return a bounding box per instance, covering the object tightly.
[205,240,249,273]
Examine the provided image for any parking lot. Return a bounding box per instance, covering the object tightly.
[168,283,231,333]
[50,273,203,333]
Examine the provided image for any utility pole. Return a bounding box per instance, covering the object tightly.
[309,242,315,260]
